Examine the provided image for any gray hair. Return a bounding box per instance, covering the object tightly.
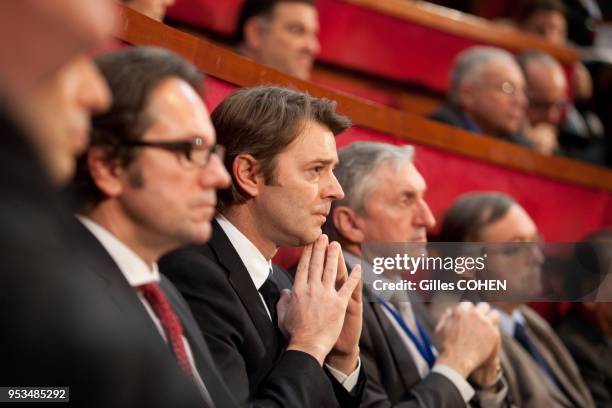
[449,46,518,105]
[324,142,414,239]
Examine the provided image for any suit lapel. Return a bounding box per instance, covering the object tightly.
[208,220,279,360]
[365,287,422,390]
[160,277,237,407]
[76,220,144,313]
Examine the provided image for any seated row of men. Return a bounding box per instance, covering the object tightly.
[222,0,591,161]
[124,0,607,165]
[1,2,609,406]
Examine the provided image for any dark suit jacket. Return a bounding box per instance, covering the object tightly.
[0,111,203,407]
[76,221,240,407]
[428,103,531,148]
[500,306,594,408]
[360,289,467,407]
[160,219,365,407]
[556,307,612,407]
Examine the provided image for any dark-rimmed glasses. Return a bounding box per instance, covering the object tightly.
[121,136,225,168]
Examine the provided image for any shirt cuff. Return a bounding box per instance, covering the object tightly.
[431,363,475,403]
[475,376,509,408]
[325,358,361,392]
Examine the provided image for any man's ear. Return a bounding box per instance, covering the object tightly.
[87,147,124,198]
[333,206,366,244]
[232,153,263,198]
[243,17,266,50]
[459,82,477,110]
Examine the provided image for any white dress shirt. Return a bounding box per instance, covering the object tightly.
[78,216,214,406]
[497,307,527,337]
[216,215,361,391]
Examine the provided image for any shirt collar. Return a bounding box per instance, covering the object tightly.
[343,249,410,303]
[216,214,271,290]
[78,215,160,287]
[497,307,526,336]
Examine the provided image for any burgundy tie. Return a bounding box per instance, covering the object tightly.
[138,283,193,377]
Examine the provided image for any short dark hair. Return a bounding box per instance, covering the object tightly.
[73,46,203,213]
[234,0,315,44]
[212,85,351,212]
[515,0,567,24]
[439,192,516,242]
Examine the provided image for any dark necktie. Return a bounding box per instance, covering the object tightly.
[138,283,193,378]
[259,268,287,356]
[514,321,560,388]
[259,269,281,327]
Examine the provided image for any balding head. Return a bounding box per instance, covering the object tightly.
[518,50,567,126]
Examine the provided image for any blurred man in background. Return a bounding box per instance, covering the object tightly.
[235,0,320,80]
[429,46,529,146]
[440,192,595,407]
[517,50,568,155]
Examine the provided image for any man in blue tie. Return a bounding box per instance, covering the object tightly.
[439,191,595,407]
[324,141,507,407]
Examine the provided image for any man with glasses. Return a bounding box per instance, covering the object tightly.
[439,192,595,407]
[517,50,568,155]
[72,46,238,407]
[430,46,530,147]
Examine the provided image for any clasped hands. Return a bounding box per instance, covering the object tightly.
[277,234,362,375]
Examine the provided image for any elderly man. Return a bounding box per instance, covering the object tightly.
[235,0,320,80]
[430,46,529,146]
[517,50,568,155]
[161,86,365,407]
[439,192,595,407]
[324,141,507,407]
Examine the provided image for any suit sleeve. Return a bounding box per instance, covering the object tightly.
[359,303,466,408]
[160,247,341,408]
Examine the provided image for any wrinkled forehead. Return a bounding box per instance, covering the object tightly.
[373,160,426,194]
[479,60,524,85]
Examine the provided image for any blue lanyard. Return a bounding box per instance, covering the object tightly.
[379,299,436,368]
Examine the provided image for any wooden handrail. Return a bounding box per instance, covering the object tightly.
[343,0,578,63]
[115,5,612,192]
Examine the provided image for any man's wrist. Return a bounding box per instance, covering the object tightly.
[287,341,328,366]
[436,353,473,378]
[325,347,360,375]
[470,366,503,392]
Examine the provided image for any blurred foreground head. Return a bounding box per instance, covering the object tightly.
[0,0,116,184]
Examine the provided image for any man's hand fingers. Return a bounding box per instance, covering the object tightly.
[295,244,313,287]
[475,302,491,315]
[276,289,292,339]
[308,235,328,284]
[351,264,362,302]
[335,250,349,289]
[487,309,501,327]
[322,241,340,288]
[338,264,361,303]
